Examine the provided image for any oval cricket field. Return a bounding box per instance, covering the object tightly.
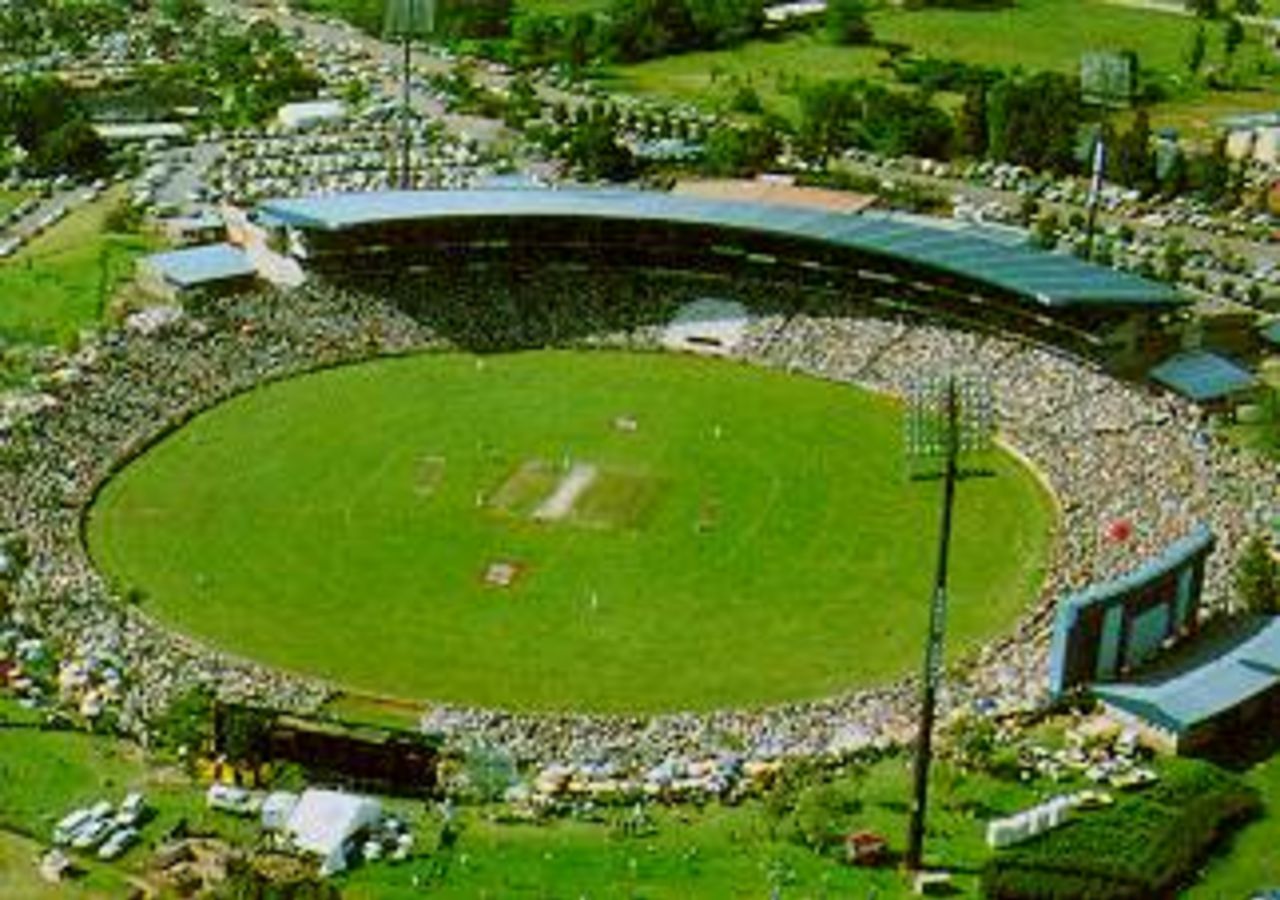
[87,350,1054,713]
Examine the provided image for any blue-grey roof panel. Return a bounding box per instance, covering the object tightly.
[256,189,1182,309]
[1149,350,1256,402]
[143,243,255,288]
[1094,616,1280,733]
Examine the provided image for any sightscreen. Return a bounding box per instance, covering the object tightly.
[1047,523,1215,695]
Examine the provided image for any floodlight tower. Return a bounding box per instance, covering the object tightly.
[903,374,994,875]
[383,0,436,189]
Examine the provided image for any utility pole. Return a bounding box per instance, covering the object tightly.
[383,0,436,189]
[903,374,993,875]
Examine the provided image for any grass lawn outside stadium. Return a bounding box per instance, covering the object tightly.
[87,349,1053,714]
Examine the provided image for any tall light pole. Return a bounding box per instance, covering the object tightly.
[383,0,436,189]
[1084,133,1107,261]
[903,374,994,875]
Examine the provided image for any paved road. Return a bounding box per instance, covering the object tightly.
[1,184,100,253]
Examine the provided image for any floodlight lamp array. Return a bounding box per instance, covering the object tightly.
[904,374,995,464]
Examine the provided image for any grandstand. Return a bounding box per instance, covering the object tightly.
[256,188,1186,367]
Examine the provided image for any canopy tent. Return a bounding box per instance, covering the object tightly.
[285,789,381,876]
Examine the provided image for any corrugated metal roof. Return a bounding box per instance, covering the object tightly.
[255,189,1183,310]
[1260,319,1280,346]
[141,243,255,288]
[1094,616,1280,734]
[1149,350,1256,402]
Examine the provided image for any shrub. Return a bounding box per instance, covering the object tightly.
[1235,533,1279,615]
[788,781,862,852]
[983,759,1260,899]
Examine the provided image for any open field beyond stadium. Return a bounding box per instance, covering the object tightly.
[88,350,1053,713]
[0,187,154,346]
[602,0,1277,135]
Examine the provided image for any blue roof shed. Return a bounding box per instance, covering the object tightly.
[141,243,256,289]
[1094,616,1280,736]
[1149,350,1256,403]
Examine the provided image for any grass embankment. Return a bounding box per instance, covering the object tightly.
[88,350,1054,713]
[1183,752,1280,898]
[0,190,30,220]
[0,187,155,346]
[0,698,257,895]
[0,697,1037,897]
[4,697,1274,897]
[341,755,1038,898]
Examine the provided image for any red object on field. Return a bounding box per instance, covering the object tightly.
[1106,518,1134,544]
[844,830,889,866]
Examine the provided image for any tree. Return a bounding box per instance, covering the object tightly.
[436,0,512,38]
[796,78,862,164]
[825,0,873,45]
[1186,0,1219,17]
[956,80,988,158]
[703,123,780,176]
[1160,151,1189,199]
[1185,25,1207,76]
[1234,0,1260,14]
[565,116,636,181]
[1032,210,1060,249]
[157,0,206,23]
[511,12,560,66]
[1161,235,1189,283]
[857,87,954,159]
[151,685,214,756]
[1113,108,1155,196]
[985,73,1083,174]
[729,82,763,114]
[502,73,540,129]
[1235,533,1279,615]
[32,120,109,177]
[788,782,862,853]
[459,742,518,802]
[1223,15,1245,62]
[1191,135,1232,205]
[563,12,597,69]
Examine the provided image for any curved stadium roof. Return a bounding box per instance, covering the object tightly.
[257,188,1184,311]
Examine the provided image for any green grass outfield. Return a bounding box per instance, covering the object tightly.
[88,350,1053,713]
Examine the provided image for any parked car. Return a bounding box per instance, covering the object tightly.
[97,827,138,861]
[70,817,113,851]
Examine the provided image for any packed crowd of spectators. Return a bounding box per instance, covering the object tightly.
[0,284,437,738]
[1,269,1276,780]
